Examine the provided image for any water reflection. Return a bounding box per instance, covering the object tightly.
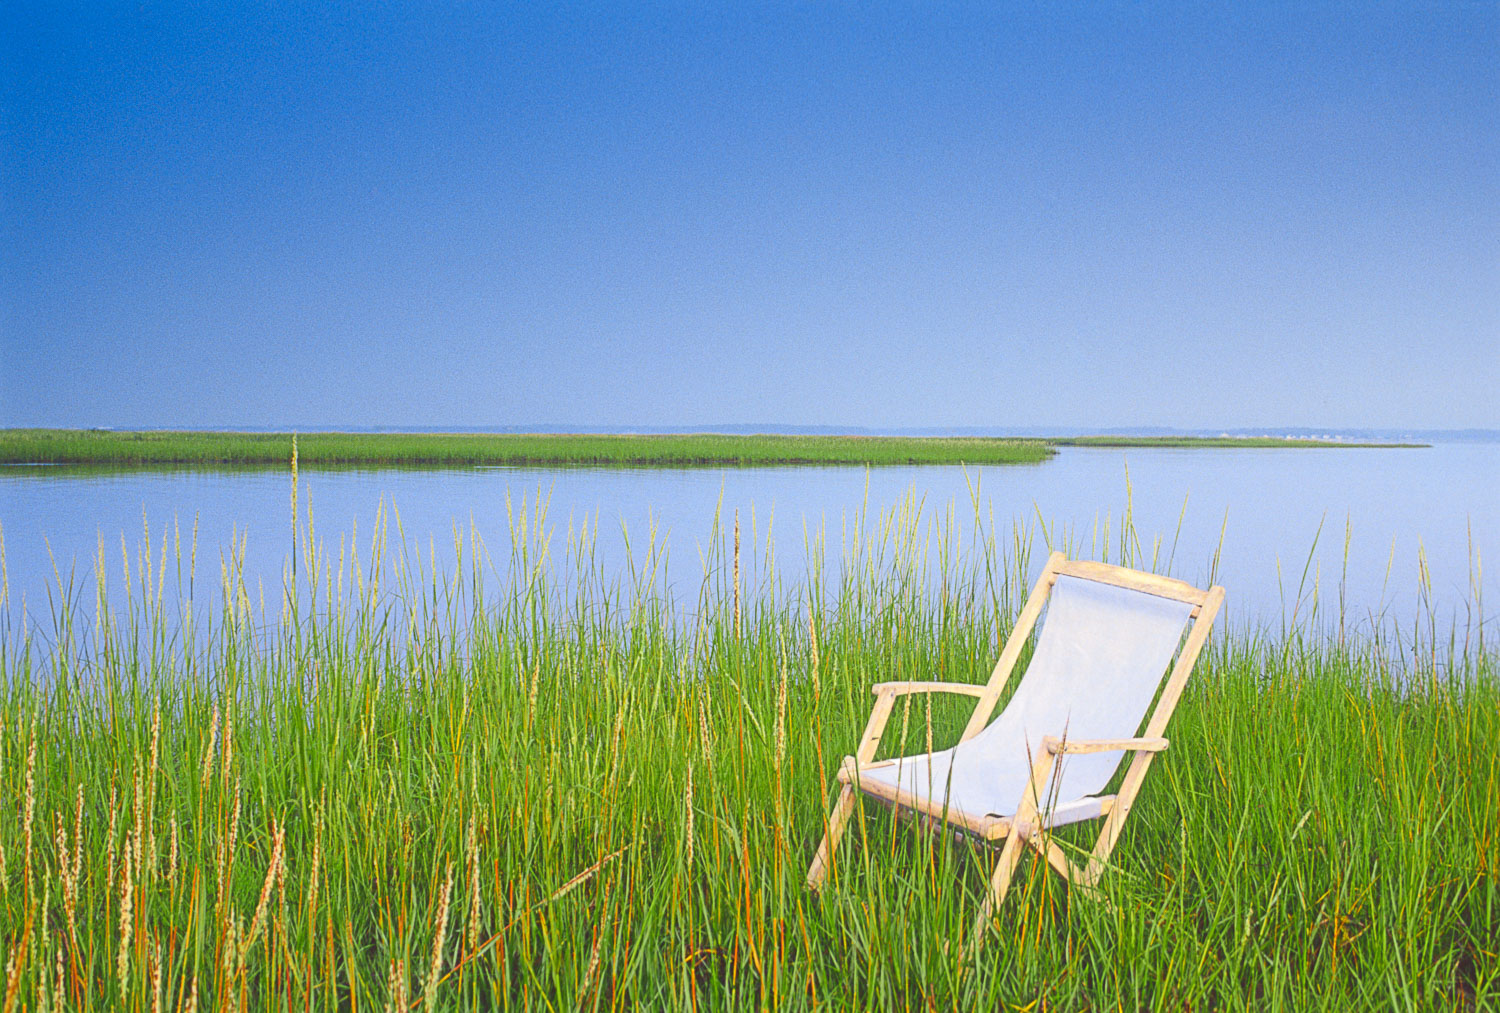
[1,444,1494,638]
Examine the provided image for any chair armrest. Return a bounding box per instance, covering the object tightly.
[854,682,986,764]
[870,681,986,699]
[1041,736,1169,755]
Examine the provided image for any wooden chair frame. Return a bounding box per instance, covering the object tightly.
[805,550,1225,951]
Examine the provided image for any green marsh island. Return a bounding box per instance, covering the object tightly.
[0,428,1423,469]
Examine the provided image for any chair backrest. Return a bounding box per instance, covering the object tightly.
[967,573,1197,802]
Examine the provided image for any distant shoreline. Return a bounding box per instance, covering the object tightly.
[1050,435,1427,449]
[0,429,1428,468]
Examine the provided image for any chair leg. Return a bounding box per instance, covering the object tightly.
[968,829,1028,957]
[806,785,856,890]
[969,743,1057,955]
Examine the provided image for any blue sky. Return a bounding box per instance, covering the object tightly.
[2,3,1495,431]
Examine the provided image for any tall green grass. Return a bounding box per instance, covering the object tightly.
[0,492,1493,1010]
[0,430,1054,468]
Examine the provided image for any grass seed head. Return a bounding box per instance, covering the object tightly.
[424,864,454,1012]
[2,947,22,1013]
[465,817,480,951]
[697,689,713,766]
[117,834,133,997]
[71,783,83,886]
[808,598,821,700]
[221,708,234,784]
[309,797,324,920]
[201,704,219,789]
[22,736,35,895]
[385,958,408,1013]
[684,762,695,878]
[131,760,144,882]
[149,938,162,1013]
[105,781,118,893]
[242,818,284,961]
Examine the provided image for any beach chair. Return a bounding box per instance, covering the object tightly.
[805,551,1225,949]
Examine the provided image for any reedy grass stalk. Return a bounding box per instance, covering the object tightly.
[0,494,1493,1010]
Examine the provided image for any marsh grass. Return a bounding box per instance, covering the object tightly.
[0,490,1494,1010]
[0,430,1423,470]
[0,430,1055,469]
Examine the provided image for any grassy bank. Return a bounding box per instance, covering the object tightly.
[0,429,1055,468]
[0,429,1425,469]
[0,501,1494,1010]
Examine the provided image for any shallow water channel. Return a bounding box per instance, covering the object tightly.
[1,442,1495,638]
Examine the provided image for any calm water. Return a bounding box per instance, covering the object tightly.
[1,443,1495,636]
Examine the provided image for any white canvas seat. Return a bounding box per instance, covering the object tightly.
[806,552,1226,955]
[844,747,1113,831]
[851,575,1195,829]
